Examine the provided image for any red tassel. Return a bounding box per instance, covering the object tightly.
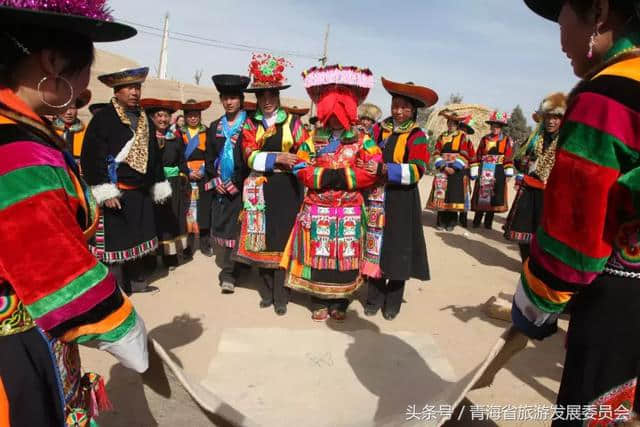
[96,377,113,412]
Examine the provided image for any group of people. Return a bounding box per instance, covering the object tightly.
[0,0,639,426]
[72,55,434,323]
[422,92,567,266]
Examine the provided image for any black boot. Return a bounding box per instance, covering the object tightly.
[459,212,468,228]
[484,212,495,230]
[473,212,483,228]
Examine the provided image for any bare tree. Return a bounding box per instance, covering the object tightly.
[194,69,203,86]
[445,93,464,105]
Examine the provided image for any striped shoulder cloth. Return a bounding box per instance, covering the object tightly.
[0,112,147,371]
[511,35,640,339]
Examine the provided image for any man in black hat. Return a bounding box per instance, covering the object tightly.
[82,67,171,294]
[206,74,252,293]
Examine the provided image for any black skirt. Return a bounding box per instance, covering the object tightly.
[263,173,304,252]
[381,185,430,281]
[197,180,214,231]
[211,192,243,247]
[91,188,158,264]
[155,175,190,252]
[553,273,639,425]
[504,185,544,243]
[0,328,65,427]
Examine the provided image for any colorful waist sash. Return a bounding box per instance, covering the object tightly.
[242,173,267,252]
[478,155,503,209]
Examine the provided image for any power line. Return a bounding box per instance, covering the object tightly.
[118,18,321,60]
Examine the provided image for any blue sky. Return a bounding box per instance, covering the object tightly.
[103,0,577,119]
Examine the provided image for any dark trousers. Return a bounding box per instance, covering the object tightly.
[186,231,211,253]
[258,268,289,309]
[109,257,149,294]
[459,212,468,228]
[473,211,495,229]
[219,246,239,285]
[437,211,459,229]
[365,279,406,316]
[519,243,530,263]
[311,297,349,312]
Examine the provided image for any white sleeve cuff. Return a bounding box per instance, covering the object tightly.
[91,183,121,206]
[96,315,149,373]
[152,180,173,204]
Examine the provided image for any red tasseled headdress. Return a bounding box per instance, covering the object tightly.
[316,87,358,130]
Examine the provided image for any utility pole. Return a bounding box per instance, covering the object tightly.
[310,24,330,119]
[158,12,169,79]
[320,24,330,66]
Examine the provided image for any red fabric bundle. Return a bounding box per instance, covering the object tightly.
[316,88,358,130]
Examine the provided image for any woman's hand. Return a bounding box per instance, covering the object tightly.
[364,160,378,175]
[189,171,202,181]
[104,197,121,210]
[444,167,455,175]
[276,153,299,170]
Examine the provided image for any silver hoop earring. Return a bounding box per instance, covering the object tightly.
[587,30,597,59]
[37,75,74,110]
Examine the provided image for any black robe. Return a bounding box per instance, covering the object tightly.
[206,116,248,247]
[232,115,304,269]
[378,129,430,281]
[155,131,190,253]
[81,102,166,263]
[181,126,213,232]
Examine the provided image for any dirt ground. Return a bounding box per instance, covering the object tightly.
[82,176,567,426]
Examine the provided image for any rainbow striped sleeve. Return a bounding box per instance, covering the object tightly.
[248,151,277,172]
[512,56,640,339]
[0,139,147,370]
[386,130,428,186]
[362,136,382,157]
[291,117,309,151]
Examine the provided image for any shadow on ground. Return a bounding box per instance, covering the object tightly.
[96,314,231,427]
[441,297,565,404]
[435,232,521,273]
[327,313,456,424]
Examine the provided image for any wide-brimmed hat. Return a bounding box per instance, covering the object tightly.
[98,67,149,88]
[212,74,251,95]
[284,105,310,116]
[358,103,382,121]
[485,111,510,126]
[75,89,91,109]
[89,102,109,116]
[302,65,374,104]
[181,99,212,112]
[245,53,291,93]
[523,0,562,22]
[0,2,136,42]
[141,98,182,115]
[381,77,438,109]
[440,109,476,135]
[532,92,567,122]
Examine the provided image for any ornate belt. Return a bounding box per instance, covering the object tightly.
[604,257,640,279]
[0,288,35,336]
